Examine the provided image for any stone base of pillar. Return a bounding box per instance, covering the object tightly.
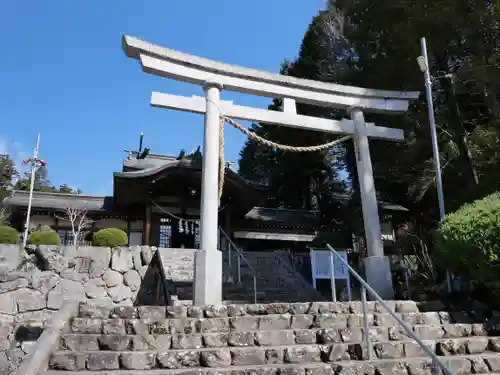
[363,256,394,300]
[193,250,222,305]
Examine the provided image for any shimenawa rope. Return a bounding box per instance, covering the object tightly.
[217,114,352,200]
[152,201,228,222]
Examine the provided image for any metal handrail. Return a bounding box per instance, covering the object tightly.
[219,227,258,304]
[326,244,453,375]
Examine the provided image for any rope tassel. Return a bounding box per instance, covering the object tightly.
[217,115,353,201]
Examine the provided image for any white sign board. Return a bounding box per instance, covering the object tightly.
[311,250,349,280]
[310,248,351,302]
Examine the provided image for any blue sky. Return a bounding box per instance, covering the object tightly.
[0,1,325,195]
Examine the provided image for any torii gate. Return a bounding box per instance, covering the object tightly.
[122,35,420,304]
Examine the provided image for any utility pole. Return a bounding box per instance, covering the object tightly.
[22,133,45,248]
[417,37,446,221]
[417,37,451,292]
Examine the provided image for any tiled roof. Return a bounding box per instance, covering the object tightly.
[2,191,114,211]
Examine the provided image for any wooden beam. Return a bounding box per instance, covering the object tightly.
[141,54,411,114]
[151,92,405,141]
[233,231,315,242]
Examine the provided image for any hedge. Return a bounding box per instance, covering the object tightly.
[28,229,61,246]
[0,225,20,244]
[92,228,128,248]
[435,191,500,290]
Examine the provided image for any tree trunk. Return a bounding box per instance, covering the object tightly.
[442,77,480,186]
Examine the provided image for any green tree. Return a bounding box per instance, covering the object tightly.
[238,23,349,210]
[0,154,18,201]
[14,165,81,194]
[335,0,500,229]
[57,184,82,194]
[240,0,500,245]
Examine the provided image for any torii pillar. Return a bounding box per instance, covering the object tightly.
[193,81,224,305]
[350,107,393,299]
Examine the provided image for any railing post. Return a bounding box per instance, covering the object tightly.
[253,276,257,304]
[361,285,373,360]
[228,242,232,269]
[329,251,337,302]
[326,244,454,375]
[237,255,241,284]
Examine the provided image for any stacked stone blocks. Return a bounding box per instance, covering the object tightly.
[46,300,500,375]
[0,245,157,374]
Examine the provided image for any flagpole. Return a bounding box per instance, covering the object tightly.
[22,133,41,248]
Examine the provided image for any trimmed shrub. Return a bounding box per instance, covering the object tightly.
[28,229,61,246]
[435,192,500,290]
[0,225,20,244]
[92,228,128,248]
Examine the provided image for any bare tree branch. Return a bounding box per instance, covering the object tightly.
[56,205,94,246]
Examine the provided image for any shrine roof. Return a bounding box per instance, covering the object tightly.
[2,190,114,212]
[244,199,408,228]
[378,201,409,212]
[114,158,266,190]
[122,151,177,171]
[328,192,409,212]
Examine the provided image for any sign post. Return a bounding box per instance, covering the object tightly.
[310,248,351,302]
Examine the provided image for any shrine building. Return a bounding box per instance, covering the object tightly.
[2,150,407,252]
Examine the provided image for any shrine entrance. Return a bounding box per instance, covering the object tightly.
[159,217,200,249]
[171,219,199,249]
[122,34,420,304]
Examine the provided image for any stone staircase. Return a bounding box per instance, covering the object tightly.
[223,251,325,303]
[155,248,196,301]
[45,300,500,375]
[157,248,324,303]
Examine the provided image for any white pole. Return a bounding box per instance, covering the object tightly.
[329,251,337,302]
[420,37,446,220]
[193,81,223,305]
[200,81,222,254]
[420,38,451,292]
[22,133,40,248]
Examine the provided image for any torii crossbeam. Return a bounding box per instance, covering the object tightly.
[122,35,420,304]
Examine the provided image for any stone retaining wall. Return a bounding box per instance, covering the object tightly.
[0,244,162,375]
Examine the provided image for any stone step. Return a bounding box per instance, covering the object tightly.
[40,359,463,375]
[48,338,500,370]
[42,356,500,375]
[69,312,482,335]
[77,301,459,321]
[42,352,500,375]
[222,292,267,300]
[58,324,494,352]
